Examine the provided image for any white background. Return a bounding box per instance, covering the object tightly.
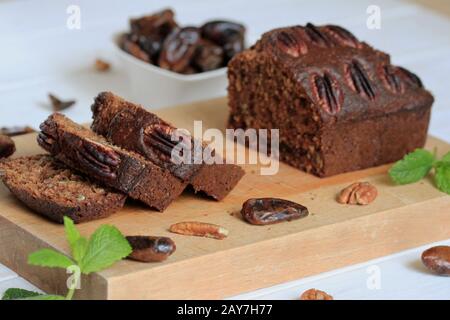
[0,0,449,299]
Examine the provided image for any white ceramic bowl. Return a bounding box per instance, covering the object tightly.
[113,33,228,108]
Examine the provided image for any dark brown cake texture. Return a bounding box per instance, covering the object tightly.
[227,24,434,177]
[37,113,186,211]
[0,155,126,224]
[91,91,245,200]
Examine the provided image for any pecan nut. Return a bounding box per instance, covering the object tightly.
[169,221,229,240]
[140,123,199,181]
[421,246,450,276]
[300,289,333,300]
[272,28,308,58]
[0,135,15,159]
[304,23,332,47]
[75,139,120,179]
[321,25,360,48]
[311,72,344,115]
[126,235,176,262]
[241,198,309,225]
[346,60,375,100]
[337,182,378,205]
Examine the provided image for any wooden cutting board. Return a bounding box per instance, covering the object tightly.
[0,98,449,299]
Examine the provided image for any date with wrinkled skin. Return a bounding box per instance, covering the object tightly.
[159,27,201,73]
[0,135,15,159]
[130,8,178,38]
[169,221,229,240]
[193,40,224,71]
[200,20,245,61]
[241,198,309,225]
[121,34,151,63]
[421,246,450,276]
[126,235,176,262]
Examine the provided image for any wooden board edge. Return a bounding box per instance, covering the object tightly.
[0,214,108,300]
[104,196,450,299]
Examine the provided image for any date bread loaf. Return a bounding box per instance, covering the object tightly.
[227,24,434,177]
[91,91,245,200]
[37,113,186,211]
[0,155,126,223]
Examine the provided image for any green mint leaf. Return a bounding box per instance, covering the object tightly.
[80,225,132,274]
[2,288,41,300]
[389,149,435,184]
[64,216,80,248]
[441,151,450,163]
[22,294,65,300]
[435,161,450,194]
[72,237,88,264]
[28,248,75,269]
[64,216,88,264]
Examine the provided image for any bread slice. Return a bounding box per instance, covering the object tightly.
[37,113,186,211]
[0,155,126,223]
[91,91,245,200]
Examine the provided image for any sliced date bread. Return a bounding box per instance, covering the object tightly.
[37,113,186,211]
[0,155,126,223]
[91,91,245,200]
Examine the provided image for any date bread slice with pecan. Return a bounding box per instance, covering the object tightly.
[0,155,126,223]
[91,91,245,200]
[37,113,186,211]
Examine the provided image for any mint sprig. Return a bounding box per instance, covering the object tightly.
[389,148,450,194]
[2,217,132,300]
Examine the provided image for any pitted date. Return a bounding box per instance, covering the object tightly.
[241,198,309,225]
[0,135,15,159]
[200,20,245,61]
[193,40,224,71]
[126,235,176,262]
[130,8,178,38]
[158,27,201,73]
[121,10,245,74]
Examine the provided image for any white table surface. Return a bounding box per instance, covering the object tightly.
[0,0,449,300]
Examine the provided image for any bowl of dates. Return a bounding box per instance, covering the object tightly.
[114,8,246,107]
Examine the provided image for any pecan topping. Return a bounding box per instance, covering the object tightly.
[126,235,176,262]
[337,182,378,205]
[322,25,360,48]
[75,139,120,179]
[421,246,450,276]
[380,65,423,94]
[304,23,331,47]
[381,65,403,94]
[272,29,307,57]
[346,61,375,100]
[241,198,309,225]
[300,289,333,300]
[140,123,199,181]
[396,66,423,88]
[311,72,343,115]
[169,221,229,240]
